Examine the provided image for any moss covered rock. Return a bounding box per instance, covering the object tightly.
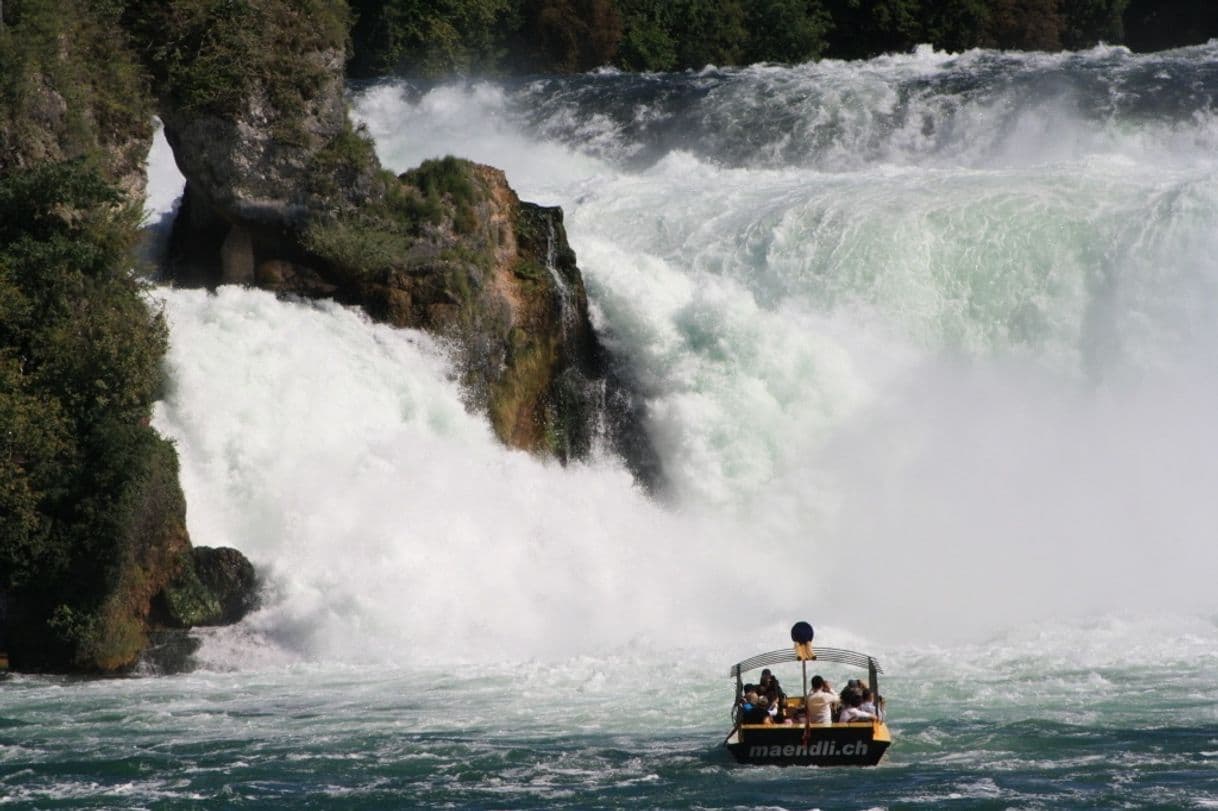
[154,546,259,628]
[154,555,223,628]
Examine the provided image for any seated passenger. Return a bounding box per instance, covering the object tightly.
[837,679,863,719]
[759,697,776,725]
[770,694,791,724]
[804,675,838,724]
[740,690,769,724]
[859,687,878,716]
[838,689,876,723]
[758,669,786,704]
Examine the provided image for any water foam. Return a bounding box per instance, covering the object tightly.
[146,49,1218,667]
[151,288,784,664]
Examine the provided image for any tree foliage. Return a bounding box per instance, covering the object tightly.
[1121,0,1216,52]
[347,0,511,77]
[823,0,922,60]
[1059,0,1127,49]
[122,0,350,117]
[742,0,831,65]
[513,0,623,73]
[347,0,1165,75]
[0,160,177,669]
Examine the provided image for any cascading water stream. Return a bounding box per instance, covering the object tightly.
[542,218,578,337]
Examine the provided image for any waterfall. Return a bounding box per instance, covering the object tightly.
[145,44,1218,664]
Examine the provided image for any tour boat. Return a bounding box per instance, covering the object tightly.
[724,624,891,767]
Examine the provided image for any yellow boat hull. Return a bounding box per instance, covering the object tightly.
[726,721,891,767]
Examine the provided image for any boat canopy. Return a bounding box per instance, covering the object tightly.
[729,647,883,679]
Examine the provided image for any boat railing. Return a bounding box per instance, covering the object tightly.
[729,646,883,678]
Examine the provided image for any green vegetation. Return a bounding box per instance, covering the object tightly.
[402,156,479,234]
[0,0,153,182]
[306,120,383,201]
[0,160,183,670]
[347,0,1188,77]
[348,0,512,77]
[1121,0,1218,52]
[0,0,201,671]
[122,0,349,130]
[156,555,223,628]
[304,155,486,277]
[511,0,624,73]
[302,205,417,279]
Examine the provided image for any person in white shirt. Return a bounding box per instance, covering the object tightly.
[859,687,882,720]
[838,689,876,723]
[804,675,838,724]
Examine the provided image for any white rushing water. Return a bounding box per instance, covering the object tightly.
[147,45,1218,672]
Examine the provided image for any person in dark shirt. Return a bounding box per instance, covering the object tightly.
[758,668,786,703]
[740,690,771,724]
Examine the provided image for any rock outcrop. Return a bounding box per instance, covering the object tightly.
[153,546,260,628]
[249,159,619,460]
[147,0,656,475]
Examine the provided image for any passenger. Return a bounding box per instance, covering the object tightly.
[838,689,876,723]
[838,679,863,719]
[770,694,792,724]
[740,690,769,724]
[758,696,776,725]
[859,687,878,716]
[759,668,786,704]
[804,675,838,724]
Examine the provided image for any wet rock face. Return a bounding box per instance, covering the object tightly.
[140,630,203,675]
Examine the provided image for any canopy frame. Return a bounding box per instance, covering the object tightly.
[730,646,883,709]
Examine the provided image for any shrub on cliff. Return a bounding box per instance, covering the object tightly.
[123,0,349,128]
[0,0,153,189]
[303,154,485,278]
[0,160,183,670]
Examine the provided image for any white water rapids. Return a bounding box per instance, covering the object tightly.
[146,44,1218,670]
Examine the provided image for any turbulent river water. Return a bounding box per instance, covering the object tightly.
[5,44,1218,809]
